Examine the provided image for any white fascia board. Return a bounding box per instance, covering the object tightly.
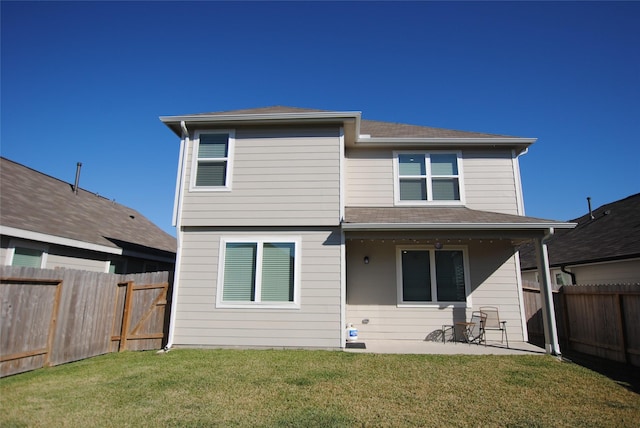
[0,225,122,255]
[354,137,537,146]
[341,222,576,231]
[160,111,361,125]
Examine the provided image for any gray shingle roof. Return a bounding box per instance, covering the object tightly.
[344,206,570,227]
[0,157,176,254]
[177,106,513,139]
[519,193,640,269]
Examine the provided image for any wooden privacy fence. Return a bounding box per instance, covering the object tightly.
[523,284,640,367]
[0,266,172,377]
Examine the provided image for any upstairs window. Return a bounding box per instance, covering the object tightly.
[394,152,464,205]
[217,237,300,309]
[192,130,234,190]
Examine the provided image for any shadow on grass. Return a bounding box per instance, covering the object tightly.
[560,351,640,395]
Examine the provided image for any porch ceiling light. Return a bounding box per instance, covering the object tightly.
[434,242,443,249]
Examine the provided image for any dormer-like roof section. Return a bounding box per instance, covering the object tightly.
[160,106,535,154]
[0,157,176,256]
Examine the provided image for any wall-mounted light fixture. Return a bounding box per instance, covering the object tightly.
[364,256,370,264]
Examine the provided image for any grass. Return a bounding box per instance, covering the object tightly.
[1,349,639,427]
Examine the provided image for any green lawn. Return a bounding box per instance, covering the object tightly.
[1,349,639,427]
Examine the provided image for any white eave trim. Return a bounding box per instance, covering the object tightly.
[1,225,123,255]
[161,111,361,124]
[341,222,576,231]
[354,137,537,145]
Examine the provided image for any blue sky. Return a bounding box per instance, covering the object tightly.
[2,1,638,236]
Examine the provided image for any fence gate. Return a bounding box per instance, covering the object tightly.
[0,277,63,376]
[110,280,169,352]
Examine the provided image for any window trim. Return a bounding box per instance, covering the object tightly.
[216,236,302,309]
[393,150,465,206]
[395,245,471,308]
[7,239,48,268]
[190,129,235,192]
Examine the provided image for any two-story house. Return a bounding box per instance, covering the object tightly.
[161,107,574,354]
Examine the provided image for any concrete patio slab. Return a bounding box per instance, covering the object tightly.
[345,340,547,355]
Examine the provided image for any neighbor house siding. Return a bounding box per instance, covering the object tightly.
[46,251,108,272]
[173,227,343,348]
[345,238,524,341]
[180,127,341,227]
[345,149,519,214]
[570,259,640,284]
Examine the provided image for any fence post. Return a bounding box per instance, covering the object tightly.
[560,289,571,351]
[43,280,64,367]
[616,293,628,364]
[119,281,134,352]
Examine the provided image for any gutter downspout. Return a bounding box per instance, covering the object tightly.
[534,228,562,356]
[561,265,577,285]
[165,121,189,350]
[512,148,528,216]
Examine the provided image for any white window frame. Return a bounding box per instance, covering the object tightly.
[216,236,302,309]
[393,150,465,206]
[190,129,235,191]
[6,239,48,268]
[395,245,471,308]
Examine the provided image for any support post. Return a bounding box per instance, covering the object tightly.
[534,233,561,356]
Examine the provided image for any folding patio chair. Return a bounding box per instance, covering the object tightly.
[454,311,486,345]
[480,306,509,348]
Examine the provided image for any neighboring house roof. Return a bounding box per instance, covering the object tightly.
[0,157,176,256]
[519,193,640,270]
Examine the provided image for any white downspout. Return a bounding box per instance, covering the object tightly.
[339,127,346,348]
[535,227,561,356]
[166,121,189,349]
[512,148,528,216]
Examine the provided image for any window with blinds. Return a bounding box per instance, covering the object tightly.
[398,247,468,305]
[193,131,234,189]
[218,239,299,308]
[395,152,463,204]
[12,247,43,268]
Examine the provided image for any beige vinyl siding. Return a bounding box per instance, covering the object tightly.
[181,127,341,227]
[569,259,639,285]
[345,148,519,214]
[461,150,519,214]
[346,238,524,341]
[46,252,108,272]
[0,236,9,265]
[345,149,394,207]
[173,227,342,349]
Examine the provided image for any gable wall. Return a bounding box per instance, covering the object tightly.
[180,126,342,227]
[345,148,519,214]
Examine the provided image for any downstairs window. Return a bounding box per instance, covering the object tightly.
[397,246,469,305]
[217,238,300,308]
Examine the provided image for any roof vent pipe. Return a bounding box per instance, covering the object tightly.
[587,196,595,220]
[73,162,82,194]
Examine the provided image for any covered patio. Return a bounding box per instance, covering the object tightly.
[345,339,546,355]
[342,206,576,356]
